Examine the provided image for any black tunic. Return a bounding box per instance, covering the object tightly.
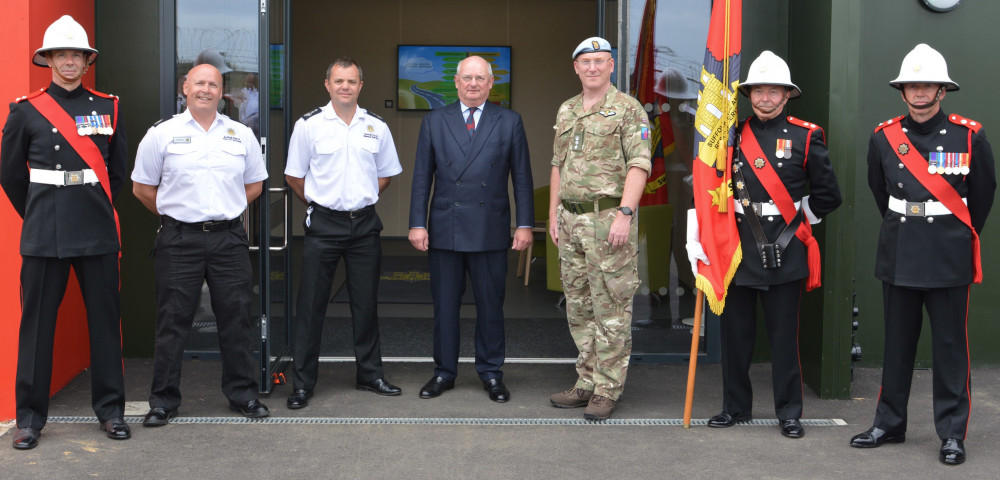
[1,82,127,258]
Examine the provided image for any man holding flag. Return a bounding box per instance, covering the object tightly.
[687,50,841,438]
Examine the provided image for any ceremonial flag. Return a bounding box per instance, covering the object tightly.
[692,0,741,315]
[630,0,673,206]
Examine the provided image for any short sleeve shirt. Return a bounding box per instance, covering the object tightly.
[284,103,402,211]
[131,110,268,222]
[551,85,652,201]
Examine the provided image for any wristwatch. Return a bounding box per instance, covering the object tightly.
[616,206,633,216]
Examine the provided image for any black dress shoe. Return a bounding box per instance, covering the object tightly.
[357,378,402,396]
[483,378,510,403]
[849,426,906,448]
[99,417,131,440]
[12,427,41,450]
[419,376,455,399]
[286,389,313,409]
[940,438,966,465]
[780,419,804,438]
[230,399,270,418]
[142,407,176,427]
[707,412,752,428]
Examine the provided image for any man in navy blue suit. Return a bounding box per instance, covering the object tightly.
[408,55,534,403]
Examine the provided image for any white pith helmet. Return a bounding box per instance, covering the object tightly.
[33,15,98,67]
[654,67,697,100]
[889,43,959,91]
[738,50,800,98]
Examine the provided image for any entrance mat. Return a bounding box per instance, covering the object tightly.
[331,256,474,304]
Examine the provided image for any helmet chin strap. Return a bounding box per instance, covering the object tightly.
[904,86,943,111]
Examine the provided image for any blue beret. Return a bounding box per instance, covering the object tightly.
[573,37,612,59]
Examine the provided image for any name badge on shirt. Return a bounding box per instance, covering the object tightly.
[172,137,192,144]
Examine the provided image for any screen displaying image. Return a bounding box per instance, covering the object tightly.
[397,45,511,111]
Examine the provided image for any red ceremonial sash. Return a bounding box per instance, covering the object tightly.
[740,122,822,290]
[882,121,981,283]
[27,91,121,251]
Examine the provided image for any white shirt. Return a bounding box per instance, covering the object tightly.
[284,103,402,211]
[131,110,268,222]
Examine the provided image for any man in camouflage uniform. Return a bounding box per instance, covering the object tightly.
[547,37,651,420]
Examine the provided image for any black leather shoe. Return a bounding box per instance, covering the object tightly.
[230,399,270,418]
[99,417,131,440]
[357,378,402,396]
[940,438,966,465]
[286,389,313,409]
[142,407,176,427]
[419,376,455,399]
[483,378,510,403]
[780,419,804,438]
[12,427,40,450]
[849,426,906,448]
[707,412,751,428]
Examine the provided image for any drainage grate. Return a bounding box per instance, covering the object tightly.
[47,416,846,426]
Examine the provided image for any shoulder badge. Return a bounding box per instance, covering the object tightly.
[786,116,820,131]
[948,114,982,133]
[84,87,117,100]
[13,88,47,104]
[874,115,905,133]
[365,109,386,123]
[301,107,322,120]
[151,117,170,128]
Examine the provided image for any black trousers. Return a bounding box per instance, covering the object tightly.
[719,281,804,421]
[16,253,125,429]
[428,248,507,382]
[875,282,971,440]
[149,221,258,410]
[292,205,384,391]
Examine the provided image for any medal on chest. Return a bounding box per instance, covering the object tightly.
[75,115,113,136]
[775,139,792,159]
[928,152,970,175]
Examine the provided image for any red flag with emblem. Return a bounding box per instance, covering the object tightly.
[630,0,673,206]
[691,0,741,315]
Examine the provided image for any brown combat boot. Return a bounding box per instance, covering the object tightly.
[549,387,593,408]
[583,394,616,420]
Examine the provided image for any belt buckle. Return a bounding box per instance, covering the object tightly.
[751,202,762,216]
[566,202,581,214]
[349,210,359,219]
[905,202,925,216]
[64,170,84,186]
[201,221,216,232]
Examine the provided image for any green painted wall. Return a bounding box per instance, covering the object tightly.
[96,0,160,357]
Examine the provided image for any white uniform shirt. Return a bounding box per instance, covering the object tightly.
[284,103,402,211]
[132,110,268,222]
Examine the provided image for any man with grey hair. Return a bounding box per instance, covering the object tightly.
[409,55,533,402]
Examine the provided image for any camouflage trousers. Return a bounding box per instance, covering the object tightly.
[557,204,640,401]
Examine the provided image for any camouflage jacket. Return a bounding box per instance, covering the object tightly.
[551,85,651,201]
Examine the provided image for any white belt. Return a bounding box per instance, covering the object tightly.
[888,195,965,216]
[30,168,99,186]
[734,200,800,217]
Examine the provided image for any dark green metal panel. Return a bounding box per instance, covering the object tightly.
[852,1,1000,369]
[95,0,161,357]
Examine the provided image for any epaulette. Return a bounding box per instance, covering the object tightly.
[301,107,322,120]
[12,88,47,104]
[787,116,821,131]
[874,115,905,133]
[365,109,385,123]
[151,117,171,128]
[83,86,118,101]
[949,113,982,133]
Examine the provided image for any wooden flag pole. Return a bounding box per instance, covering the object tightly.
[682,289,705,428]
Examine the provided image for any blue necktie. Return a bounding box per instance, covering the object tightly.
[466,107,477,137]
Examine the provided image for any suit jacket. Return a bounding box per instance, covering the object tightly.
[409,101,533,252]
[733,115,842,286]
[1,83,127,258]
[868,110,996,288]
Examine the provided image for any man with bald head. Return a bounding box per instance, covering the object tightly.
[132,63,270,425]
[409,55,533,402]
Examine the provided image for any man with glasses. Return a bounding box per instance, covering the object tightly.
[548,37,651,420]
[409,55,533,403]
[688,51,841,437]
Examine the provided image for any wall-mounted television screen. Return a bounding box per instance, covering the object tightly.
[397,45,511,111]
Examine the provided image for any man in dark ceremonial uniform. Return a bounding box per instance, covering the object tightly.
[850,44,996,466]
[1,15,130,450]
[687,51,841,438]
